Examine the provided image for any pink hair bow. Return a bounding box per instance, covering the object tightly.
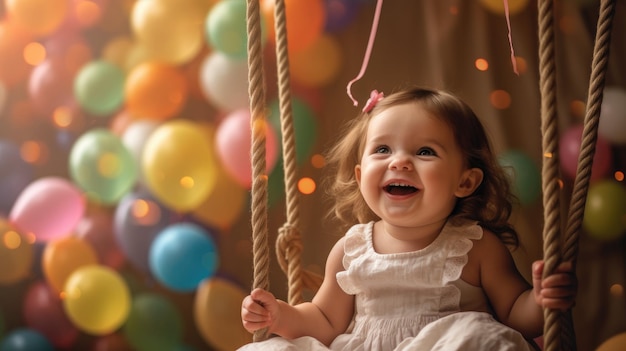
[362,90,384,112]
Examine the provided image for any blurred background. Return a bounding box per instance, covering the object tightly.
[0,0,625,350]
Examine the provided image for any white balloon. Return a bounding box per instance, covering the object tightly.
[122,120,160,183]
[199,51,250,113]
[599,86,626,144]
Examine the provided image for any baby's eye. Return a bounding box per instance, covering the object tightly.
[417,147,436,156]
[374,145,390,154]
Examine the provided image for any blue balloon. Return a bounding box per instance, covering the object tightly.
[0,329,54,351]
[0,140,35,216]
[149,223,218,292]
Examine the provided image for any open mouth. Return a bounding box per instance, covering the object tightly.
[384,183,418,195]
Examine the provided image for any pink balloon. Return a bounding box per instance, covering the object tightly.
[215,109,279,188]
[28,57,74,116]
[559,124,613,182]
[23,281,79,349]
[10,177,86,242]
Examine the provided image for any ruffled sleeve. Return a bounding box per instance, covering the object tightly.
[335,222,372,295]
[439,221,483,312]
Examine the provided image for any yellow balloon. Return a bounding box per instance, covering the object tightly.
[194,278,252,350]
[130,0,208,64]
[191,165,247,231]
[596,333,626,351]
[101,36,134,70]
[480,0,529,15]
[0,219,33,285]
[43,236,99,293]
[142,120,218,212]
[63,265,130,336]
[291,34,343,88]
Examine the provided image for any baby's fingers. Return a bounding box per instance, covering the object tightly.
[540,283,577,311]
[242,295,269,317]
[241,296,271,332]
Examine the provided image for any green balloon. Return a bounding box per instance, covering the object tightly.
[583,180,626,241]
[206,0,266,59]
[74,60,125,116]
[498,150,541,206]
[123,293,183,351]
[269,97,318,166]
[69,128,137,204]
[268,160,285,208]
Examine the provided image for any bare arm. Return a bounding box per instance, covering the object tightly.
[475,231,576,339]
[241,237,355,345]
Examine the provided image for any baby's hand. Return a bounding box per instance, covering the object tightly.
[532,260,577,311]
[241,288,281,334]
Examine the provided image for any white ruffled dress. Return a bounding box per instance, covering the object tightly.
[239,221,535,351]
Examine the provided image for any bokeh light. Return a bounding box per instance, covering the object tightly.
[298,177,316,195]
[475,58,489,71]
[23,41,46,65]
[489,89,512,110]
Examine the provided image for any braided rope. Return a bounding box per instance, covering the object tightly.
[272,0,304,306]
[563,0,615,267]
[538,0,615,350]
[537,0,562,347]
[273,0,324,305]
[245,0,270,342]
[559,0,616,349]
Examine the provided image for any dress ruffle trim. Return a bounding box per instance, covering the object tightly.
[439,220,483,312]
[336,223,370,294]
[336,220,483,301]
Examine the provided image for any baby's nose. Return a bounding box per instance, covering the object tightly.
[389,156,413,170]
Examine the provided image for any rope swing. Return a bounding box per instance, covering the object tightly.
[538,0,615,350]
[245,0,322,342]
[244,0,617,349]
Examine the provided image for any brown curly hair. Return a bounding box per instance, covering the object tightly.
[324,87,519,248]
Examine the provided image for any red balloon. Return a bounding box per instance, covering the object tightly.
[90,333,134,351]
[75,208,126,270]
[23,281,79,349]
[559,124,613,182]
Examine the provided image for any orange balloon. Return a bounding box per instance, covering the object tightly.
[43,236,99,293]
[194,278,252,350]
[0,219,34,285]
[261,0,325,54]
[0,20,33,87]
[5,0,68,36]
[125,62,189,121]
[291,34,343,88]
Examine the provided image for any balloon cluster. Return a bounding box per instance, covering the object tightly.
[498,86,626,242]
[0,0,367,350]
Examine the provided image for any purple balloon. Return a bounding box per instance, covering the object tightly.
[114,190,175,272]
[324,0,362,32]
[0,140,35,216]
